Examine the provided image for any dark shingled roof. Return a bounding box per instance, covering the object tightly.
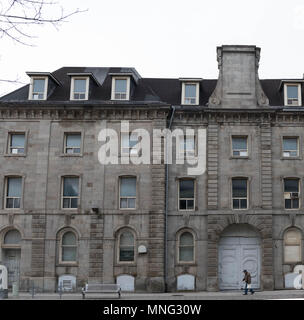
[0,67,303,107]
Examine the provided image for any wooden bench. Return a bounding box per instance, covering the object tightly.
[82,283,121,299]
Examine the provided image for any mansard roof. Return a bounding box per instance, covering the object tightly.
[0,66,303,108]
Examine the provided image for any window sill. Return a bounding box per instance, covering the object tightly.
[176,262,196,266]
[280,157,302,160]
[229,156,249,160]
[4,154,27,157]
[114,262,136,267]
[57,263,78,267]
[60,153,83,157]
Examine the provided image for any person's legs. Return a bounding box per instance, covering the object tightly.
[243,283,248,295]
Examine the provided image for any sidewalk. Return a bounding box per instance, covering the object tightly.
[5,289,304,300]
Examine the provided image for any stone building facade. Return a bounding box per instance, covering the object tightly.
[0,45,303,292]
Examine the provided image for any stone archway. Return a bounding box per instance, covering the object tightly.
[207,214,273,291]
[218,224,261,290]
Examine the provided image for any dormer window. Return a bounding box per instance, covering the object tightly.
[112,77,130,100]
[70,77,89,100]
[29,77,48,100]
[284,83,302,106]
[181,82,199,105]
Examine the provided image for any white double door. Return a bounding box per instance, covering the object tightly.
[218,237,261,290]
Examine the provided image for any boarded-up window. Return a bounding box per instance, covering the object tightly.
[117,275,135,291]
[284,228,302,263]
[177,274,195,291]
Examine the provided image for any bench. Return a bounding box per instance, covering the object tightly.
[82,283,121,299]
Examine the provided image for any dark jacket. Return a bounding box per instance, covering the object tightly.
[243,272,251,284]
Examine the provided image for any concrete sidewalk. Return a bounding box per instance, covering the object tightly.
[5,289,304,300]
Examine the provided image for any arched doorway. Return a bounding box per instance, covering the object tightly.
[1,229,21,288]
[218,224,261,290]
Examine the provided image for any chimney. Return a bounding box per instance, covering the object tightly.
[209,45,269,108]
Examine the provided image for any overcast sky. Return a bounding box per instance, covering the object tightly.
[1,0,304,96]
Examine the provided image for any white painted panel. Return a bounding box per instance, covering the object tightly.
[58,275,76,291]
[284,273,300,289]
[116,275,135,292]
[0,265,8,290]
[219,246,239,289]
[177,274,195,291]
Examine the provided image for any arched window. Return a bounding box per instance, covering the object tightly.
[284,228,302,263]
[118,230,135,262]
[178,231,194,263]
[61,231,77,263]
[3,229,21,246]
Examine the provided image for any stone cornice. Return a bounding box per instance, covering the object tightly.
[0,103,170,121]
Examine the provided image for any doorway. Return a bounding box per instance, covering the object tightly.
[218,224,261,290]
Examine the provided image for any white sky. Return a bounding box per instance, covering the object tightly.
[1,0,304,96]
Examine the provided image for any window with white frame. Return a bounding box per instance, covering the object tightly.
[61,231,77,263]
[284,178,299,209]
[5,177,22,209]
[29,77,47,100]
[178,231,194,263]
[112,77,130,100]
[118,230,135,262]
[64,133,81,154]
[182,83,199,105]
[119,177,136,209]
[232,178,248,209]
[284,84,302,106]
[284,228,302,263]
[283,137,299,157]
[179,179,195,210]
[121,132,139,156]
[62,177,79,209]
[180,135,195,157]
[232,136,248,157]
[8,133,25,154]
[70,77,89,100]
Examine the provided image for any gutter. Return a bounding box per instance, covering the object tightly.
[164,105,176,292]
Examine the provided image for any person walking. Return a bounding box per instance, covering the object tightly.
[242,270,254,295]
